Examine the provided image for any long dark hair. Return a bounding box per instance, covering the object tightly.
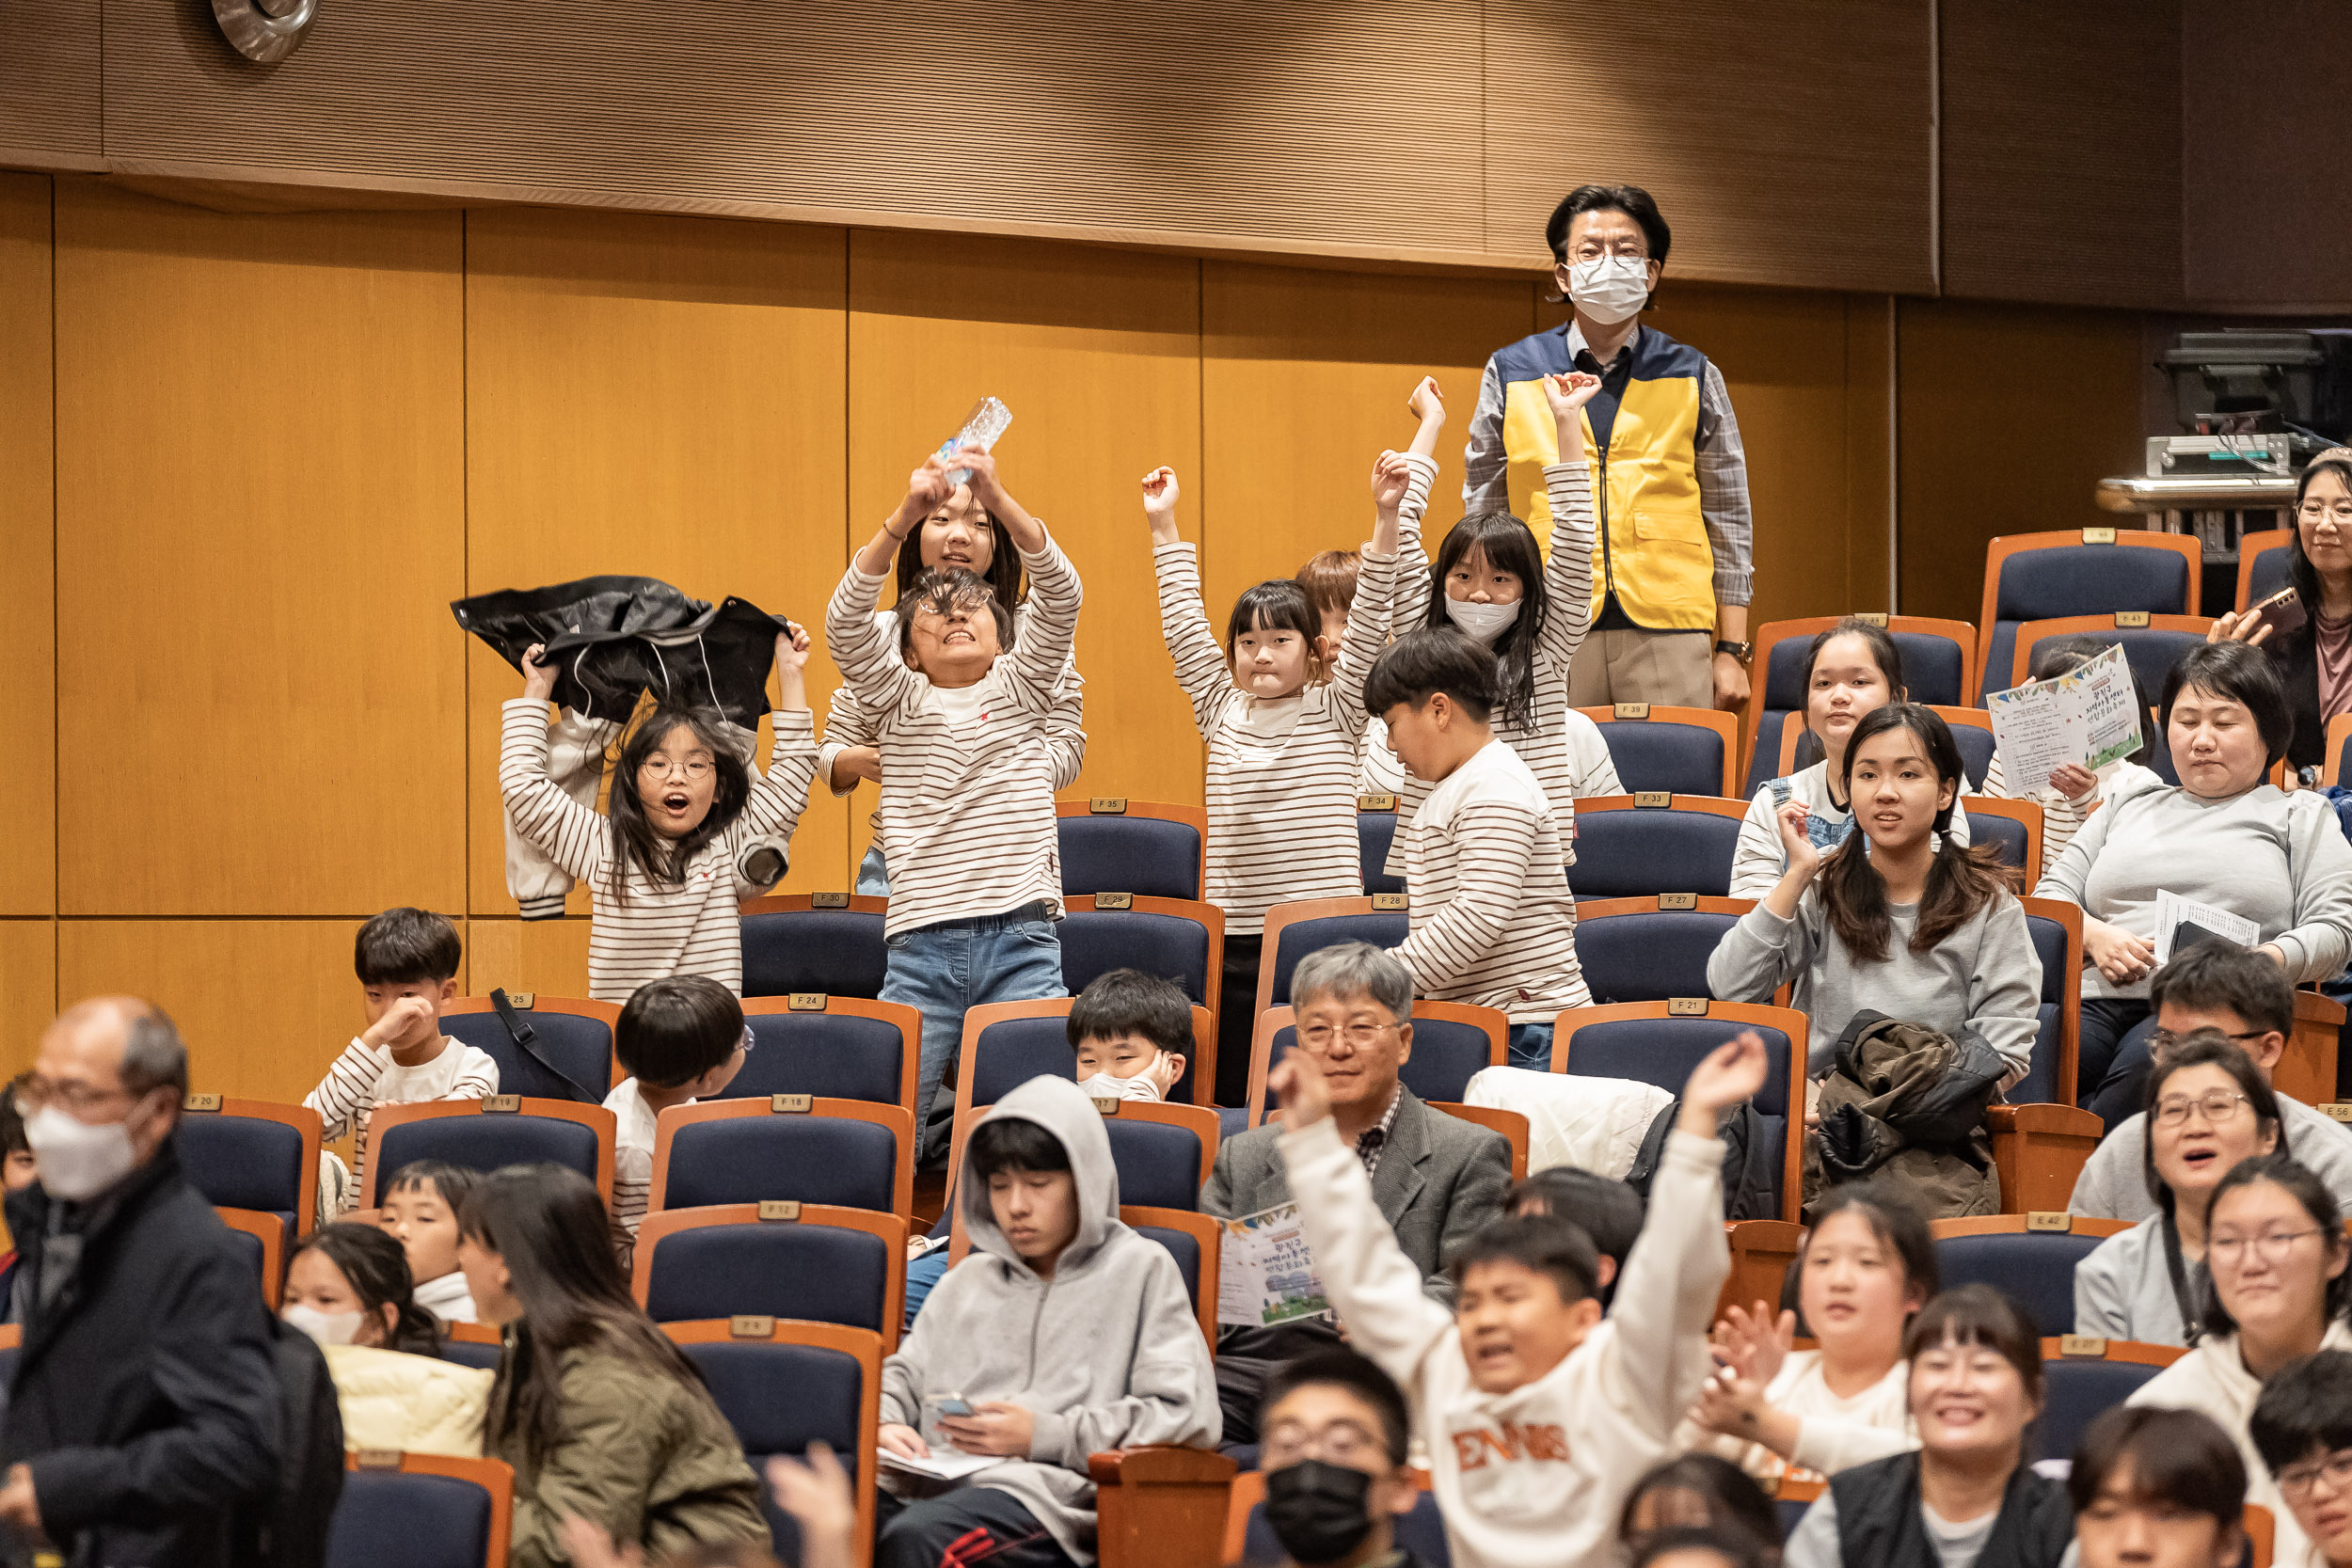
[2140,1031,2284,1218]
[461,1164,709,1464]
[1802,1180,1939,1311]
[2197,1154,2352,1338]
[291,1223,442,1355]
[604,704,753,907]
[2287,451,2352,613]
[894,495,1025,609]
[1818,705,2011,962]
[1423,512,1548,734]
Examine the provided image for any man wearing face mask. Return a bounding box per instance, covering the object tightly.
[1238,1349,1430,1568]
[0,998,281,1566]
[1463,183,1756,713]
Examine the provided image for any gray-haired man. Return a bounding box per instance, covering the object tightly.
[1201,942,1511,1445]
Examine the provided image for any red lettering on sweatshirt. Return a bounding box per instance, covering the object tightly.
[1450,1421,1572,1471]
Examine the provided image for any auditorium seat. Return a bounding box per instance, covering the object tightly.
[1978,530,2201,702]
[326,1451,514,1568]
[634,1201,906,1349]
[739,894,889,1002]
[1572,895,1756,1006]
[1565,796,1745,901]
[1578,704,1740,798]
[1057,800,1207,902]
[1931,1215,2131,1337]
[1743,615,1976,797]
[652,1097,914,1219]
[439,993,615,1104]
[365,1098,616,1210]
[731,995,920,1122]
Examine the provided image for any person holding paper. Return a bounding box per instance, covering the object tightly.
[872,1074,1217,1568]
[1709,704,2042,1086]
[1268,1022,1763,1568]
[1200,942,1511,1446]
[1982,636,2165,878]
[2035,641,2352,1130]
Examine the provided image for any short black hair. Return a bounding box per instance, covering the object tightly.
[1629,1526,1771,1568]
[1511,1169,1642,1303]
[1364,627,1497,726]
[383,1159,483,1212]
[1547,184,1672,266]
[1261,1348,1412,1467]
[1618,1455,1783,1559]
[0,1072,26,1157]
[1903,1284,2044,1406]
[967,1116,1071,1180]
[2149,942,2296,1040]
[355,908,463,987]
[2141,1031,2285,1219]
[1067,969,1193,1058]
[2252,1349,2352,1474]
[2199,1155,2352,1338]
[2161,641,2294,769]
[895,566,1015,658]
[2072,1404,2247,1525]
[1448,1212,1598,1306]
[614,975,744,1089]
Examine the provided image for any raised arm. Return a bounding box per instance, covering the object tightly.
[726,625,822,887]
[1536,372,1602,670]
[1144,466,1239,736]
[1042,657,1088,789]
[1271,1051,1455,1394]
[834,467,946,715]
[1327,457,1406,730]
[1391,378,1446,633]
[499,648,612,881]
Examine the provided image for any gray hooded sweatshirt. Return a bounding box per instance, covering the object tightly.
[879,1075,1220,1563]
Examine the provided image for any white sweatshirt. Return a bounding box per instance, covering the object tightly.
[1279,1115,1727,1568]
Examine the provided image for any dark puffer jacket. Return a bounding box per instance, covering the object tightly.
[1804,1010,2004,1219]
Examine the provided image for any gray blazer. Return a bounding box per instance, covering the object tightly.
[1200,1085,1512,1299]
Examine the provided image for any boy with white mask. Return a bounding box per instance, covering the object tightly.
[1462,182,1756,713]
[1066,969,1190,1103]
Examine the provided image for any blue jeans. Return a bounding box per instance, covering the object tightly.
[855,844,891,897]
[880,901,1066,1163]
[1508,1022,1555,1071]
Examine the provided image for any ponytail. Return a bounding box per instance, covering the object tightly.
[1818,704,2013,963]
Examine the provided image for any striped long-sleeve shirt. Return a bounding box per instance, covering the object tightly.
[303,1034,501,1197]
[1391,738,1590,1023]
[817,605,1088,864]
[1157,541,1397,934]
[500,702,819,1002]
[827,536,1082,939]
[1386,455,1597,879]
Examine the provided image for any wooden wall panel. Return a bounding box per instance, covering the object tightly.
[1895,298,2147,624]
[1638,287,1895,628]
[847,231,1203,841]
[462,916,592,1004]
[52,181,467,916]
[2181,2,2352,311]
[1940,2,2183,309]
[462,206,852,912]
[1483,0,1934,294]
[0,1,101,164]
[1200,264,1534,619]
[58,920,363,1105]
[0,176,56,916]
[0,922,57,1082]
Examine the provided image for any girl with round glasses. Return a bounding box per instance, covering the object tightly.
[2075,1030,2283,1345]
[2208,445,2352,773]
[2131,1153,2352,1568]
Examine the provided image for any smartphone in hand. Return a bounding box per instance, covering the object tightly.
[2252,586,2309,641]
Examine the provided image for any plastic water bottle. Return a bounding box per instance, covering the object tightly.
[936,396,1012,487]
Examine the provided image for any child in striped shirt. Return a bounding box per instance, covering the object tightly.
[1368,624,1591,1067]
[500,624,818,1004]
[826,445,1081,1164]
[1142,446,1399,1105]
[305,909,499,1212]
[602,975,748,1270]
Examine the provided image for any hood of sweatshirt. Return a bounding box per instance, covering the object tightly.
[959,1073,1122,1276]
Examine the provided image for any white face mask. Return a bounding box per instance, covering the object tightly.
[1567,255,1649,325]
[1078,1068,1166,1103]
[24,1102,140,1203]
[282,1305,366,1347]
[1444,596,1521,642]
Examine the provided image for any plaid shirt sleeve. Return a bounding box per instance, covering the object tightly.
[1696,360,1755,609]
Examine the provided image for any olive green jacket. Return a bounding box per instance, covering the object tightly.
[488,1335,770,1568]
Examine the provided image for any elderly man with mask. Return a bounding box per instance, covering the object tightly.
[1463,182,1756,713]
[1201,942,1509,1447]
[0,997,280,1566]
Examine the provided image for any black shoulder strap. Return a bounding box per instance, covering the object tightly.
[2160,1206,2202,1345]
[489,988,598,1104]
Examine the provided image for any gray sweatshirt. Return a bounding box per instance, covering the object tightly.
[2074,1217,2202,1347]
[2033,779,2352,1001]
[878,1075,1219,1563]
[2069,1096,2352,1223]
[1706,888,2043,1079]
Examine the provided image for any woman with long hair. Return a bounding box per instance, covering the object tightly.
[2206,445,2352,774]
[458,1163,769,1566]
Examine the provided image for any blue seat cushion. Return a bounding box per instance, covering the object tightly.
[1058,816,1201,901]
[1934,1231,2106,1337]
[644,1224,892,1334]
[2038,1357,2169,1462]
[1963,810,2029,872]
[1565,812,1740,898]
[370,1117,601,1204]
[682,1340,866,1565]
[661,1118,900,1213]
[1102,1121,1205,1212]
[440,1010,612,1101]
[966,1018,1082,1109]
[1575,912,1740,1006]
[176,1117,306,1214]
[1059,913,1211,1006]
[1359,813,1403,896]
[1266,914,1412,1006]
[726,1012,905,1107]
[740,909,888,1001]
[326,1470,495,1568]
[1983,546,2192,699]
[1594,721,1726,798]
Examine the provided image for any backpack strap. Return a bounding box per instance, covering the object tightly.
[490,988,599,1104]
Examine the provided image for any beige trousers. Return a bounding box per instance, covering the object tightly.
[1565,626,1715,708]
